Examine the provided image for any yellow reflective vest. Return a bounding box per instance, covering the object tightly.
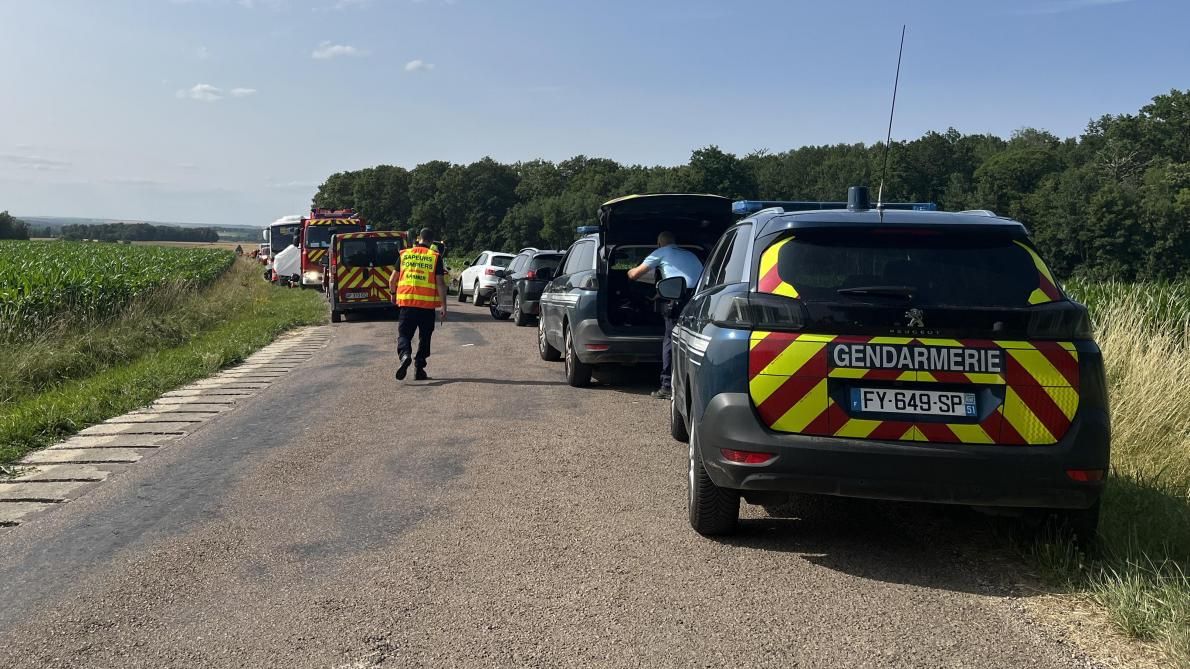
[392,245,442,309]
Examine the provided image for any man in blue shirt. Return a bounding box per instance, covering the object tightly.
[627,230,704,400]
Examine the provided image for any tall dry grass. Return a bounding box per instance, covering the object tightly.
[1060,280,1190,666]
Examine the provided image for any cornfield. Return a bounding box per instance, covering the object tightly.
[0,240,234,339]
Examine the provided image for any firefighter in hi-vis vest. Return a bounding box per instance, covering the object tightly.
[390,227,448,381]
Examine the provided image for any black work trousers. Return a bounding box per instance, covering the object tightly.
[397,307,436,370]
[660,316,675,390]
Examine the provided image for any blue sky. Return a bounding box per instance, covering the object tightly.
[1,0,1186,226]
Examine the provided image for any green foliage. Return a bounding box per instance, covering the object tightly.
[59,222,219,243]
[0,211,30,240]
[312,89,1190,280]
[0,241,233,339]
[0,259,327,466]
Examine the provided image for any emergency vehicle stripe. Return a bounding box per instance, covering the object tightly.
[1015,241,1062,304]
[757,237,798,297]
[749,331,1079,445]
[764,378,827,432]
[748,331,798,377]
[916,422,960,443]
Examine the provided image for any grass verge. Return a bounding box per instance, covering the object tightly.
[1032,281,1190,667]
[0,259,326,466]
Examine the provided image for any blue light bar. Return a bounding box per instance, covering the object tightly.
[732,200,938,216]
[576,225,600,235]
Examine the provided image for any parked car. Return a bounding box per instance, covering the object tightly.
[489,249,564,325]
[454,251,515,306]
[537,194,733,387]
[662,186,1109,540]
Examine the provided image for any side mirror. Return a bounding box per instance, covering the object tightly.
[657,276,687,301]
[535,267,554,282]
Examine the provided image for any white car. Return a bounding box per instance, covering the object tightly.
[456,251,515,306]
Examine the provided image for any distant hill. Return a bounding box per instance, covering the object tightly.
[20,216,262,242]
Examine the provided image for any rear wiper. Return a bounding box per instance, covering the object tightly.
[836,285,916,300]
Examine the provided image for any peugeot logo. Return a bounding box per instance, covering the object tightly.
[905,308,925,328]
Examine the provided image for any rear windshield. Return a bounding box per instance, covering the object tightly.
[767,233,1053,308]
[339,238,402,267]
[340,239,371,267]
[530,254,562,270]
[491,255,513,268]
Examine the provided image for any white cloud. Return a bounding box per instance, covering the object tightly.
[175,84,257,102]
[333,0,370,8]
[0,153,71,171]
[177,83,224,102]
[195,45,211,60]
[105,176,168,186]
[312,41,363,59]
[404,59,435,72]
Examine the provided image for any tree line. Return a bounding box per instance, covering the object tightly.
[312,88,1187,281]
[59,223,220,244]
[0,212,30,240]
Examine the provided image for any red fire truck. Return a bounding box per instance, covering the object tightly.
[297,209,367,290]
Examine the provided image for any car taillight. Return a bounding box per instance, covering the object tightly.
[721,449,776,464]
[711,293,804,331]
[485,268,496,275]
[1066,469,1105,482]
[1027,304,1093,339]
[525,270,536,279]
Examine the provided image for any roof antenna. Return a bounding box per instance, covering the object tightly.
[876,24,906,210]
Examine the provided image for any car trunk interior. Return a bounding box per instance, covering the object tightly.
[596,195,731,332]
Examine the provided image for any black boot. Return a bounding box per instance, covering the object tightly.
[395,355,411,381]
[415,368,430,381]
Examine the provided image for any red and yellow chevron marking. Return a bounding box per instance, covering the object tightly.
[1014,241,1063,305]
[749,331,1079,445]
[336,230,405,240]
[306,249,327,263]
[307,218,362,226]
[757,237,798,298]
[336,266,396,302]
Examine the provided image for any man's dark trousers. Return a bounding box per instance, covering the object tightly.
[660,316,675,390]
[397,307,436,370]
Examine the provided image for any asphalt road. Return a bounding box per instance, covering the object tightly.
[0,307,1099,668]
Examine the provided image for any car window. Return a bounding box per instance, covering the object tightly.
[374,239,401,266]
[764,232,1051,307]
[491,255,514,268]
[475,253,487,267]
[563,242,593,275]
[529,254,562,271]
[341,239,371,268]
[508,254,525,274]
[721,224,751,284]
[698,231,735,292]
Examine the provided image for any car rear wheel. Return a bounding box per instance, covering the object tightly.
[473,281,486,306]
[688,416,739,535]
[670,385,689,442]
[456,279,466,302]
[564,326,592,387]
[1048,499,1101,550]
[512,293,530,326]
[490,293,510,320]
[331,310,342,323]
[539,317,561,361]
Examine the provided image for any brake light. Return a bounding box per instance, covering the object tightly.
[1027,305,1092,339]
[485,268,496,275]
[721,449,776,465]
[1066,469,1105,482]
[525,270,536,279]
[712,293,804,331]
